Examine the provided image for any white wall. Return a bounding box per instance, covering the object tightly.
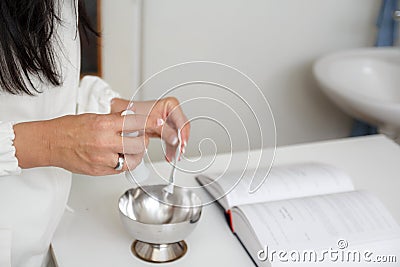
[102,0,381,159]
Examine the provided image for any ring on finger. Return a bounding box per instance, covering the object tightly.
[114,154,125,171]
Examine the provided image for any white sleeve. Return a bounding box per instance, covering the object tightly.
[77,75,121,114]
[0,122,21,177]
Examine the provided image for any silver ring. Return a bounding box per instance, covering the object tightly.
[114,154,125,171]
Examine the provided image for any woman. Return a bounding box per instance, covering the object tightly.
[0,1,190,266]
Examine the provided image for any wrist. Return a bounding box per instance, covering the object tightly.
[43,119,57,168]
[13,120,53,168]
[110,98,130,113]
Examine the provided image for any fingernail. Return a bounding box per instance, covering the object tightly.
[128,102,134,109]
[171,136,178,146]
[157,118,164,126]
[121,110,134,116]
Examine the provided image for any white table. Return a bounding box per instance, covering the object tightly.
[52,135,400,266]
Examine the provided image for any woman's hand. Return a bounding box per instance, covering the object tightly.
[13,112,163,176]
[111,97,190,162]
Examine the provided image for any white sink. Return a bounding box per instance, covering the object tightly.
[313,47,400,139]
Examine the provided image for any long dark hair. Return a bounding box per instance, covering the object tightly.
[0,0,98,95]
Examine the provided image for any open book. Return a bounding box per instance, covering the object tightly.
[196,163,400,266]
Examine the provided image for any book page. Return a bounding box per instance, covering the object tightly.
[235,191,400,251]
[200,162,354,209]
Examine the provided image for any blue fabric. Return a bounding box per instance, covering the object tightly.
[376,0,398,46]
[350,120,378,137]
[350,0,397,136]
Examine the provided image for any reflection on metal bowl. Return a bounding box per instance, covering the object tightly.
[118,185,202,263]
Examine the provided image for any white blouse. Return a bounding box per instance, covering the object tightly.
[0,1,119,266]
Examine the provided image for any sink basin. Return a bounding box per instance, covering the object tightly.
[313,47,400,139]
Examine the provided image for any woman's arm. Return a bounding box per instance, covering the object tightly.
[13,120,52,169]
[13,113,162,175]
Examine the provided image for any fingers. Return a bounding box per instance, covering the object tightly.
[110,152,145,174]
[179,121,190,153]
[120,113,164,133]
[147,116,186,148]
[123,153,145,170]
[160,123,180,147]
[165,143,177,162]
[163,103,190,153]
[110,97,191,167]
[119,134,149,172]
[121,134,149,154]
[148,123,180,162]
[109,112,151,173]
[167,106,190,145]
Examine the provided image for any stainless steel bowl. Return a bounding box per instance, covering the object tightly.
[118,185,202,262]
